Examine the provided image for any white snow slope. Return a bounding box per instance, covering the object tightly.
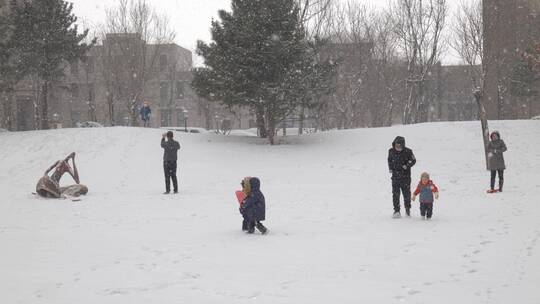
[1,121,539,304]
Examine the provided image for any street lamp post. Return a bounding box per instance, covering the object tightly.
[214,114,219,133]
[183,109,188,132]
[52,113,60,129]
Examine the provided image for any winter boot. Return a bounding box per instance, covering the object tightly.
[242,220,249,231]
[246,221,255,234]
[405,208,411,217]
[393,211,401,219]
[256,222,268,234]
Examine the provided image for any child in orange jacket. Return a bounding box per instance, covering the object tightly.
[412,172,439,219]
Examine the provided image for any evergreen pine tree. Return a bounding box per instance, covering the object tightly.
[0,1,16,92]
[510,43,540,117]
[192,0,334,144]
[10,0,94,129]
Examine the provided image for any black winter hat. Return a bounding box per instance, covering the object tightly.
[393,136,406,148]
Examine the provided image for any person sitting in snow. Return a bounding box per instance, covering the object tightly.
[239,177,268,234]
[412,172,439,219]
[388,136,416,218]
[487,131,507,193]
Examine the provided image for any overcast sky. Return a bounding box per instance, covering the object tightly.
[71,0,470,65]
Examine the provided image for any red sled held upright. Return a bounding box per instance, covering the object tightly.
[235,190,246,205]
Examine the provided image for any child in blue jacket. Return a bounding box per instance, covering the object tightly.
[239,177,268,234]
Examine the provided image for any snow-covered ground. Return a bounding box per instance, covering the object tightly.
[1,121,539,303]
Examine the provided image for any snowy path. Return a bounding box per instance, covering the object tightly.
[0,121,539,303]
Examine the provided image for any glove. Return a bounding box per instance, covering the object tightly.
[434,192,439,199]
[389,170,393,174]
[411,194,416,201]
[402,165,407,170]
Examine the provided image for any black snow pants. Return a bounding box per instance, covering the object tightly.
[164,160,178,192]
[420,203,433,218]
[490,170,504,191]
[392,176,411,213]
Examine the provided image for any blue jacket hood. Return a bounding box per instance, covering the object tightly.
[249,177,261,191]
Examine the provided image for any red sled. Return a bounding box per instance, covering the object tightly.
[486,189,500,194]
[235,190,246,205]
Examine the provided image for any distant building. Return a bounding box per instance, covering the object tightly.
[318,42,480,127]
[431,64,480,121]
[2,29,252,131]
[483,0,540,119]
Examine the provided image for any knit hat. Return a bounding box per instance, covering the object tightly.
[421,172,430,179]
[241,176,252,195]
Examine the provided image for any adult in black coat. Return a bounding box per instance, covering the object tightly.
[388,136,416,217]
[241,177,268,234]
[161,131,181,194]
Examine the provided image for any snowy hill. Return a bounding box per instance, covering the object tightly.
[1,121,539,303]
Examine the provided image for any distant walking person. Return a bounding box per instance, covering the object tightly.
[140,102,152,127]
[161,131,180,194]
[388,136,416,218]
[487,131,507,193]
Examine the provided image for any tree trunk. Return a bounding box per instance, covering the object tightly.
[1,91,13,130]
[298,105,305,135]
[107,93,115,126]
[40,81,50,130]
[129,93,140,126]
[474,89,490,170]
[267,116,276,145]
[256,106,267,138]
[403,83,415,124]
[417,82,428,123]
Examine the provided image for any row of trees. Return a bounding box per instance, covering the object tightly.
[192,0,538,142]
[0,0,179,130]
[191,0,454,142]
[0,0,94,130]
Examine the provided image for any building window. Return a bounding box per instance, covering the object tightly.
[70,61,79,76]
[87,83,95,101]
[161,110,171,127]
[70,83,79,99]
[176,81,185,98]
[85,57,94,74]
[160,54,167,71]
[71,111,82,125]
[160,82,169,106]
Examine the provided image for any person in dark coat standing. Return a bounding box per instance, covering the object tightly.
[388,136,416,218]
[140,102,152,127]
[240,177,268,234]
[487,131,507,192]
[161,131,180,194]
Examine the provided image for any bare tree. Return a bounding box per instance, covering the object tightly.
[360,7,403,127]
[101,0,175,125]
[391,0,448,124]
[79,19,99,124]
[294,0,335,134]
[452,0,490,169]
[298,0,334,39]
[319,1,369,129]
[452,0,483,86]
